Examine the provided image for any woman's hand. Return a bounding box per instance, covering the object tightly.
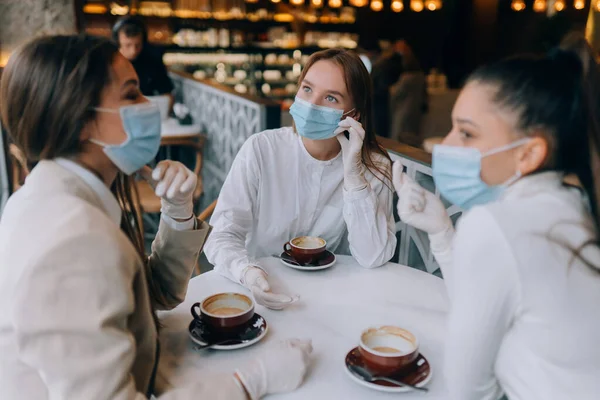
[242,267,299,310]
[392,161,452,235]
[236,339,313,399]
[140,160,196,220]
[335,117,368,191]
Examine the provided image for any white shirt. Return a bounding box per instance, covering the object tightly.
[55,158,194,230]
[443,172,600,400]
[204,127,396,283]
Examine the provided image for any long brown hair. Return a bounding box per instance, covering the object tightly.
[298,48,393,185]
[0,34,166,316]
[467,33,600,272]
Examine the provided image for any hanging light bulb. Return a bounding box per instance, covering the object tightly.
[533,0,546,12]
[574,0,585,9]
[425,0,441,10]
[596,0,600,11]
[271,0,281,3]
[370,0,383,10]
[511,0,525,11]
[329,0,342,7]
[410,0,424,11]
[391,0,404,11]
[291,0,305,4]
[350,0,368,6]
[554,0,566,11]
[312,0,323,6]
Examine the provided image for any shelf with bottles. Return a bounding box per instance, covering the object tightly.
[82,0,358,27]
[170,26,358,50]
[81,1,360,50]
[158,44,326,54]
[166,48,302,102]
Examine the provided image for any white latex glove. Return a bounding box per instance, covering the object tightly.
[392,160,452,236]
[236,339,313,400]
[140,161,196,220]
[334,117,368,192]
[243,267,299,310]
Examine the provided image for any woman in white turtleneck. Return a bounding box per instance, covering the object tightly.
[393,35,600,400]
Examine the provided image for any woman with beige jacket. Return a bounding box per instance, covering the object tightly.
[0,34,311,400]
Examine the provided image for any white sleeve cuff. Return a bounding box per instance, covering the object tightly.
[343,184,372,202]
[161,214,196,231]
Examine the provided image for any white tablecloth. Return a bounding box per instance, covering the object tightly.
[161,118,202,137]
[156,256,450,399]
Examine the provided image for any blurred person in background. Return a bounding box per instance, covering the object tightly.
[113,16,174,104]
[371,39,405,137]
[389,40,427,147]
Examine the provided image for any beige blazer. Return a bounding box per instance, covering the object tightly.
[0,161,246,399]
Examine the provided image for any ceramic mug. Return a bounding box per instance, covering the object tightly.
[358,326,420,375]
[191,292,254,333]
[283,236,327,264]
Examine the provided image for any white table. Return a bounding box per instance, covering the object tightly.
[161,118,202,138]
[159,118,204,162]
[156,256,450,399]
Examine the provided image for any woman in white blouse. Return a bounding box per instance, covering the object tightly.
[205,49,397,309]
[0,34,311,400]
[393,35,600,399]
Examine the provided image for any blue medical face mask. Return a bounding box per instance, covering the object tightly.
[289,96,354,140]
[90,102,162,175]
[432,138,531,210]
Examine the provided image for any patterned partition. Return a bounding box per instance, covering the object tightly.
[170,72,281,211]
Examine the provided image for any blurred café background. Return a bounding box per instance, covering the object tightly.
[1,0,600,269]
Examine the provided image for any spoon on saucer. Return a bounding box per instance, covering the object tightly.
[193,338,250,350]
[348,365,429,392]
[270,254,303,266]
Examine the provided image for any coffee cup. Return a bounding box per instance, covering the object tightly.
[283,236,327,264]
[358,326,419,375]
[191,292,254,332]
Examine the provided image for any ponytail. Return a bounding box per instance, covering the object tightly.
[559,34,600,255]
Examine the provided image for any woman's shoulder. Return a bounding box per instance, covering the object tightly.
[249,127,296,144]
[238,127,298,156]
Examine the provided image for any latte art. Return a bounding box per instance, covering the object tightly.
[212,307,245,316]
[372,346,402,354]
[292,236,326,249]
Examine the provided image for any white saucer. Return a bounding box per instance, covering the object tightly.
[279,251,336,271]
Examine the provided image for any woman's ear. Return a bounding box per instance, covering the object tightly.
[79,125,91,142]
[79,118,99,143]
[518,135,548,175]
